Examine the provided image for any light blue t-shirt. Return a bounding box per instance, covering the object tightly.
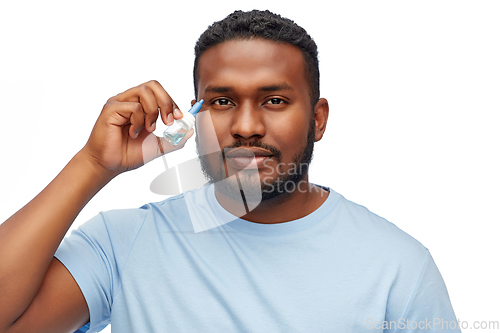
[55,184,460,332]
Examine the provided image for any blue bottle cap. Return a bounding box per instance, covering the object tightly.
[189,99,204,116]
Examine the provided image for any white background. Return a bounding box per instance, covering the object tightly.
[1,0,499,331]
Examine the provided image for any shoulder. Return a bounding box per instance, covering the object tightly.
[327,189,428,263]
[89,185,209,236]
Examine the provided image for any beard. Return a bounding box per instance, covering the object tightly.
[195,116,316,206]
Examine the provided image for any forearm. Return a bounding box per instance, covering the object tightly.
[0,150,116,327]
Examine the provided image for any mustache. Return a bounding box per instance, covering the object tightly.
[222,140,282,162]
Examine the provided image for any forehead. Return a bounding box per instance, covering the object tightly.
[197,39,309,94]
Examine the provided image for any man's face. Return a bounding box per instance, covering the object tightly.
[195,38,316,203]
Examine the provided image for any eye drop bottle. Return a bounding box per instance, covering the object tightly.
[163,99,204,145]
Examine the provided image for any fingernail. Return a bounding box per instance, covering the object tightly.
[173,108,183,118]
[166,113,174,125]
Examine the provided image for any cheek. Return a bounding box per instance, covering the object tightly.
[267,111,311,153]
[209,111,232,142]
[196,111,224,154]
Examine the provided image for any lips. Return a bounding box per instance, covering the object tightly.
[224,147,274,169]
[225,147,273,158]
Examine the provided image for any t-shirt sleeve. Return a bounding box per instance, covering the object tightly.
[55,213,115,332]
[391,250,461,333]
[55,209,146,333]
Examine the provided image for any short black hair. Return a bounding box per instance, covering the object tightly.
[193,10,319,108]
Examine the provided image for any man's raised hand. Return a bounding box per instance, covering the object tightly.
[81,80,192,175]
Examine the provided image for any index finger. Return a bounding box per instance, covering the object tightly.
[142,80,181,125]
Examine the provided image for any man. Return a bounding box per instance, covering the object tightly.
[0,10,459,333]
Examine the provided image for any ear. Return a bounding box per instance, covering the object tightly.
[191,99,196,107]
[313,98,329,142]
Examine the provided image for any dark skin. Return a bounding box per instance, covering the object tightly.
[0,39,328,332]
[195,39,329,223]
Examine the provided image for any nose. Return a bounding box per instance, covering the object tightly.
[230,102,266,140]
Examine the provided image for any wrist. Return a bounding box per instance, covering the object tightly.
[74,149,119,186]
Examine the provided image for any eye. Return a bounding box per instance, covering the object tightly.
[213,98,233,106]
[265,98,288,106]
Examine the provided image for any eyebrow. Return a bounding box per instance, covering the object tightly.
[204,83,294,94]
[258,83,294,92]
[204,86,233,94]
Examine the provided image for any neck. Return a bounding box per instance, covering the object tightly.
[214,176,329,224]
